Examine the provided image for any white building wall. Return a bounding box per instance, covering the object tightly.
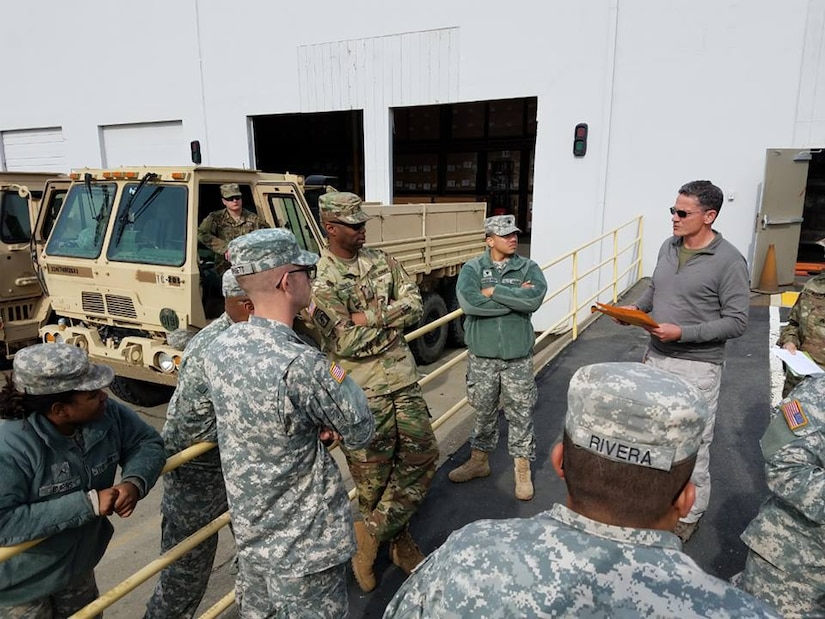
[3,0,825,329]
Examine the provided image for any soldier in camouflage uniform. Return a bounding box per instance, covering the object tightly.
[144,270,254,619]
[308,192,438,592]
[739,375,825,616]
[197,183,269,275]
[448,214,547,501]
[777,273,825,397]
[204,228,374,618]
[384,362,780,618]
[0,344,165,618]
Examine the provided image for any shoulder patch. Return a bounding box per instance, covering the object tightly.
[329,362,346,383]
[314,308,331,331]
[780,399,808,431]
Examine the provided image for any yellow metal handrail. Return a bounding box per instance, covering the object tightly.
[2,215,643,618]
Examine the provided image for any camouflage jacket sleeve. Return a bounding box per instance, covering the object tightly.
[765,433,825,524]
[286,350,374,450]
[112,400,167,498]
[363,254,423,330]
[491,259,548,314]
[456,259,510,317]
[777,295,803,347]
[197,211,227,254]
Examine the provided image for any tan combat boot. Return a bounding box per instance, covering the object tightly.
[448,449,491,483]
[514,457,534,501]
[389,529,426,575]
[352,520,380,592]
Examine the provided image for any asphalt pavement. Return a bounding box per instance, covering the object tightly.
[349,298,775,617]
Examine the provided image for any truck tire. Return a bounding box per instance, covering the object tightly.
[445,289,466,348]
[410,292,448,366]
[110,376,174,408]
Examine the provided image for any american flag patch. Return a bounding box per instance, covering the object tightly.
[781,399,808,431]
[329,362,346,383]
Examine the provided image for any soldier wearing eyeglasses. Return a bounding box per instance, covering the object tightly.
[308,192,439,593]
[197,183,269,276]
[620,180,749,544]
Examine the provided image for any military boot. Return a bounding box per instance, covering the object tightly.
[514,457,534,501]
[448,449,491,483]
[389,529,426,575]
[352,520,379,592]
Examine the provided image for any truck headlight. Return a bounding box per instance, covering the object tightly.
[155,352,176,373]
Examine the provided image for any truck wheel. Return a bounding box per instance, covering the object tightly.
[410,293,448,366]
[445,290,466,348]
[110,376,174,408]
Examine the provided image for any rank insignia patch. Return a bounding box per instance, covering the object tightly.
[329,362,346,383]
[780,399,808,431]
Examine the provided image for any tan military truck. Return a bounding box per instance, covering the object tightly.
[0,172,69,361]
[35,166,485,405]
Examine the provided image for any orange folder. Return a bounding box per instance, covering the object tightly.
[590,302,659,329]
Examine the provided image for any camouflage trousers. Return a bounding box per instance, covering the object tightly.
[235,560,348,618]
[643,349,721,523]
[741,550,825,618]
[466,353,537,460]
[144,464,230,619]
[344,383,438,543]
[1,569,99,618]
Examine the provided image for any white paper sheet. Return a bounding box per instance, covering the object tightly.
[771,347,825,376]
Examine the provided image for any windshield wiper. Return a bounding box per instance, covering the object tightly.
[113,172,157,245]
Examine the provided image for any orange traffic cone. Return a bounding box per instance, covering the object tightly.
[753,243,780,294]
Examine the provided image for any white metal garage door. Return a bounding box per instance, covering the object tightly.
[100,120,186,167]
[0,127,66,171]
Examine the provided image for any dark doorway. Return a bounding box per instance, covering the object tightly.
[392,97,537,237]
[251,111,365,195]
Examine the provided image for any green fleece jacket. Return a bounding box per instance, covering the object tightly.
[457,249,547,360]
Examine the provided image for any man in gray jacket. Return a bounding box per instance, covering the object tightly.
[622,180,749,543]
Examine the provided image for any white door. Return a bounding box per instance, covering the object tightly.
[100,121,186,167]
[750,148,810,288]
[0,128,66,172]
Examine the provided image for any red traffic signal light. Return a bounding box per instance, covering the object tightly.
[573,123,588,157]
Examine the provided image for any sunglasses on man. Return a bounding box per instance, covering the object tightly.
[224,196,242,202]
[669,207,704,219]
[329,220,366,231]
[275,265,317,290]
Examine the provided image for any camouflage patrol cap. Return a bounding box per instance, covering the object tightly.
[319,192,370,224]
[802,273,825,295]
[221,269,246,298]
[166,328,196,350]
[761,374,825,460]
[484,215,521,237]
[229,228,318,277]
[220,183,242,199]
[13,343,114,395]
[566,362,708,470]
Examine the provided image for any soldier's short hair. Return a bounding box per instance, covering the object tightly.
[678,180,724,214]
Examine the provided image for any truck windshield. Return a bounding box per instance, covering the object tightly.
[0,191,32,244]
[107,183,188,266]
[46,183,116,258]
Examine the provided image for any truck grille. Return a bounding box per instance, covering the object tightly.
[80,292,137,319]
[82,292,105,314]
[1,302,34,323]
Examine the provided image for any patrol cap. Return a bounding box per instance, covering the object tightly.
[229,228,318,277]
[220,183,242,199]
[221,269,246,298]
[565,362,708,471]
[166,328,196,350]
[484,214,521,237]
[319,192,371,224]
[13,343,115,395]
[761,374,825,460]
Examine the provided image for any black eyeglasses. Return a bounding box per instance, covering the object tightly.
[225,196,242,202]
[669,207,703,218]
[275,265,317,289]
[330,220,366,231]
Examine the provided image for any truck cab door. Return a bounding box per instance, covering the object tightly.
[254,181,324,254]
[751,149,810,287]
[31,179,71,293]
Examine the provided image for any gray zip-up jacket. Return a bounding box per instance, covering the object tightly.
[635,231,749,364]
